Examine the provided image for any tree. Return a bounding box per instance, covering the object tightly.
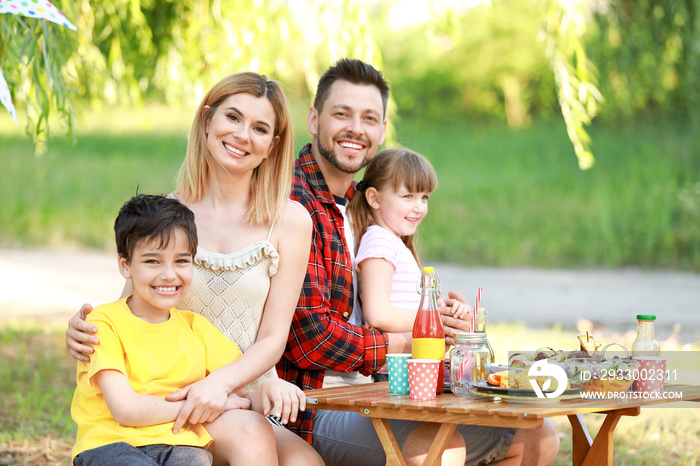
[2,0,381,152]
[586,0,700,124]
[0,1,79,154]
[8,0,694,168]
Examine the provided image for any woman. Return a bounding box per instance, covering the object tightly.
[66,72,322,465]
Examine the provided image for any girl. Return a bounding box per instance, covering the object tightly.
[349,148,468,335]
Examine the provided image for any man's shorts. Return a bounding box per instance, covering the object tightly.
[312,409,515,466]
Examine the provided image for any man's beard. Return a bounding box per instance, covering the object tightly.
[316,126,370,175]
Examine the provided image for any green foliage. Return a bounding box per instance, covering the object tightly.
[586,0,700,124]
[543,0,603,169]
[379,0,557,124]
[3,0,699,170]
[0,2,79,154]
[65,0,384,108]
[377,0,602,169]
[1,0,392,149]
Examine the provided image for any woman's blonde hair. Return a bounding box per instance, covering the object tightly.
[176,72,294,225]
[348,148,437,263]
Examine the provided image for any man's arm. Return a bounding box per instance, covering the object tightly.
[284,266,388,375]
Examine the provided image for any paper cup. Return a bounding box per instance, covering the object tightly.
[407,359,441,400]
[634,356,667,395]
[387,353,412,394]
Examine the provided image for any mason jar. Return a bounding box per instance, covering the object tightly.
[449,332,490,395]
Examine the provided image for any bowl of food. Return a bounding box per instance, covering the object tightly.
[563,343,640,394]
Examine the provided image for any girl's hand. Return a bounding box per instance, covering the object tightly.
[259,378,306,425]
[439,291,472,346]
[438,291,472,321]
[225,392,251,411]
[448,299,469,320]
[167,372,230,433]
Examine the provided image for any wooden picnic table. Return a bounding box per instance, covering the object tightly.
[305,382,700,466]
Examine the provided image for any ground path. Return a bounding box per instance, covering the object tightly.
[1,248,699,343]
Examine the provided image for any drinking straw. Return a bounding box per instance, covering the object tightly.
[472,287,482,332]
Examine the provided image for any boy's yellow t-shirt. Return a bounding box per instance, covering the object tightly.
[70,297,242,460]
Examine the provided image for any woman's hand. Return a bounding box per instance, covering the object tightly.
[167,372,230,433]
[258,378,306,425]
[65,303,99,362]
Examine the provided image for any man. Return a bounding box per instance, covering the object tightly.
[278,58,560,465]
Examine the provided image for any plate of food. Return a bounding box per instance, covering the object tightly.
[498,367,579,389]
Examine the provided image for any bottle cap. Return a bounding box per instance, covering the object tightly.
[636,314,656,321]
[423,267,434,272]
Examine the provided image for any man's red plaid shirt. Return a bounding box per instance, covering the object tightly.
[277,145,389,443]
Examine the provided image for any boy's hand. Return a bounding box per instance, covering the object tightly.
[259,378,306,425]
[66,303,99,362]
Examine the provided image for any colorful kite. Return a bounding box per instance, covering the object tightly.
[0,0,76,30]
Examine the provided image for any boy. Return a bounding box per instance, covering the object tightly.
[71,194,255,465]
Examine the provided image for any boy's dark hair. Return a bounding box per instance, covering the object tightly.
[313,58,390,117]
[114,194,198,262]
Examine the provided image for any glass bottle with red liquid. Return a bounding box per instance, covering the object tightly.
[412,267,446,393]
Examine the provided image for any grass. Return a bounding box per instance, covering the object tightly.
[0,323,76,442]
[0,322,76,465]
[2,107,700,270]
[0,322,698,465]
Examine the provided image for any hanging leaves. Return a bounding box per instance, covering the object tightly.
[544,0,604,170]
[0,2,79,154]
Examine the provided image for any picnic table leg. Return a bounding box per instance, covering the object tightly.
[568,408,641,466]
[422,423,457,466]
[370,418,457,466]
[567,414,592,466]
[371,418,407,466]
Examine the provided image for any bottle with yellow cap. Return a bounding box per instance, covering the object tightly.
[412,267,446,393]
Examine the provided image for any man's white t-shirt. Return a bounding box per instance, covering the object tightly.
[322,200,372,388]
